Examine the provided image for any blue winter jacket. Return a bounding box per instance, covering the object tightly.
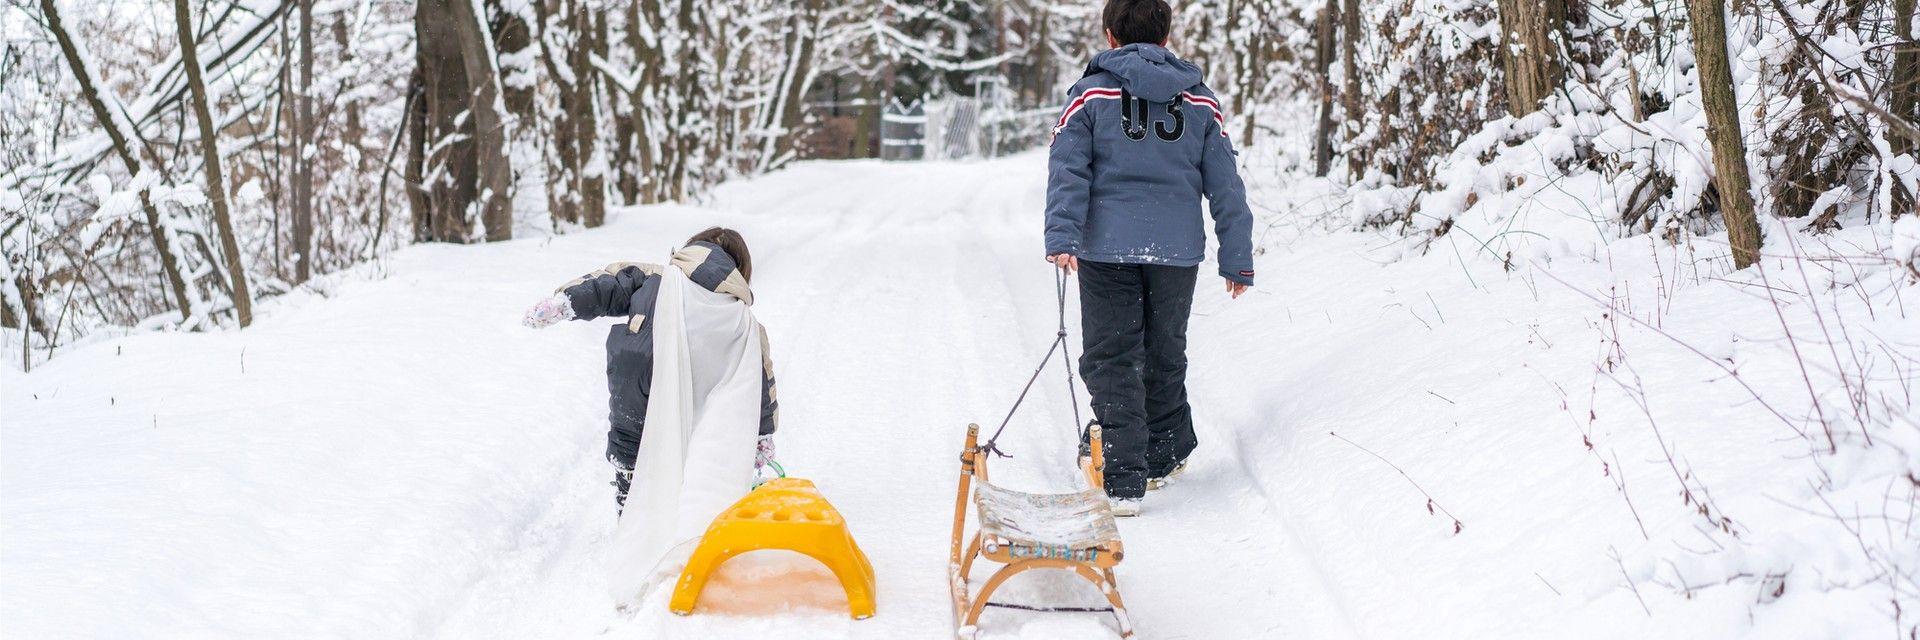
[1045,44,1255,285]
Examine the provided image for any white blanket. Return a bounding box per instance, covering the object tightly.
[604,265,764,604]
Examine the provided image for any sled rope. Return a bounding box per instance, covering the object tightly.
[981,267,1084,458]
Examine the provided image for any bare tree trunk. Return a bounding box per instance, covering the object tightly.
[1496,0,1565,115]
[1687,0,1763,268]
[1893,0,1918,217]
[446,0,514,242]
[333,15,363,169]
[175,0,253,327]
[667,0,700,203]
[854,75,878,159]
[1341,0,1364,178]
[532,0,602,226]
[494,3,535,120]
[403,71,435,241]
[774,5,820,169]
[293,0,314,282]
[539,0,582,225]
[579,9,607,226]
[1311,0,1338,176]
[623,0,658,204]
[15,275,28,371]
[415,0,478,242]
[611,92,639,204]
[41,0,194,321]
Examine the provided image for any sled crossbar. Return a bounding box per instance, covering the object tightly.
[982,601,1116,613]
[948,423,1133,638]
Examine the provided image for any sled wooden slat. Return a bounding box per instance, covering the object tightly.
[948,423,1133,639]
[974,482,1118,551]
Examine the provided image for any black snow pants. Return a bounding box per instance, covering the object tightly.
[1076,260,1199,499]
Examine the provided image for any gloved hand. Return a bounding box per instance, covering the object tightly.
[522,295,574,329]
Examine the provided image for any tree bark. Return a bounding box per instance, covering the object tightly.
[403,71,436,241]
[1892,0,1918,217]
[1495,0,1565,115]
[174,0,253,327]
[1687,0,1764,268]
[1894,0,1918,156]
[446,0,515,241]
[580,9,607,227]
[611,92,639,204]
[537,0,581,225]
[532,0,604,227]
[494,2,536,120]
[293,0,314,282]
[414,0,477,242]
[1311,0,1338,176]
[766,1,821,171]
[41,0,194,321]
[622,0,658,204]
[1341,0,1364,178]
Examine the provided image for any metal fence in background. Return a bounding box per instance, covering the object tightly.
[880,99,926,161]
[882,80,1058,161]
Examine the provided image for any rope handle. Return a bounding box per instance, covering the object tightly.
[980,266,1084,458]
[751,459,787,490]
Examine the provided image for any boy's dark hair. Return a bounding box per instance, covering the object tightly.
[687,227,753,282]
[1103,0,1172,46]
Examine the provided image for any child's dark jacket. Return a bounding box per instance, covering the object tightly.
[558,241,778,468]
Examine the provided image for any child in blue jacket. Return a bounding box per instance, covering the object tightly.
[1046,0,1256,515]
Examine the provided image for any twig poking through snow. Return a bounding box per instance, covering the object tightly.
[1610,546,1653,617]
[1535,573,1562,596]
[1329,431,1464,535]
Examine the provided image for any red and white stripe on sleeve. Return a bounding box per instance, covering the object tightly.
[1051,88,1123,137]
[1180,91,1229,137]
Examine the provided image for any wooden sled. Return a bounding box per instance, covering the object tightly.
[948,423,1132,638]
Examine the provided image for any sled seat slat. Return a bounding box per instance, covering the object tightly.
[973,482,1119,550]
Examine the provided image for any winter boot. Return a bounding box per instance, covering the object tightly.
[610,458,635,514]
[1147,458,1190,491]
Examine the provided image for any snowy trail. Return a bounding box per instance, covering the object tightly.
[419,157,1356,639]
[20,153,1868,639]
[3,155,1359,639]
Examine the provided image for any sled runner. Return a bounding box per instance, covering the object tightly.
[670,477,876,619]
[947,269,1133,638]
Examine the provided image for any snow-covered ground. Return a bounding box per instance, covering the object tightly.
[5,153,1915,639]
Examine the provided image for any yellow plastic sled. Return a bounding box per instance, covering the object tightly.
[669,477,876,619]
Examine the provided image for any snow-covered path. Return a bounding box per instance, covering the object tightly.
[4,155,1349,639]
[427,158,1358,639]
[10,153,1901,639]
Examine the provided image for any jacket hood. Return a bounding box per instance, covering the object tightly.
[671,241,754,306]
[1085,43,1204,103]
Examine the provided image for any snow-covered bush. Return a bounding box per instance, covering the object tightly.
[1340,0,1915,264]
[1561,219,1920,636]
[2,0,415,358]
